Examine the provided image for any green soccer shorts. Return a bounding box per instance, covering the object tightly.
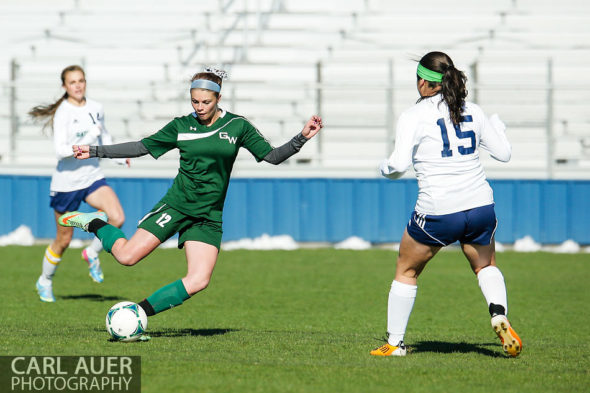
[137,202,223,249]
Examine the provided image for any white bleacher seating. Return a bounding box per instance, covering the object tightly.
[0,0,589,178]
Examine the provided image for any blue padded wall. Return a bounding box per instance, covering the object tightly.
[0,175,588,245]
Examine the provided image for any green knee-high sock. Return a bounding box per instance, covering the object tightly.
[95,225,126,253]
[144,280,190,315]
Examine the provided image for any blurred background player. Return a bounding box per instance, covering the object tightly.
[58,68,322,320]
[371,52,522,357]
[29,65,128,302]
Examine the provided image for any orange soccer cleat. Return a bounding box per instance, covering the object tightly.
[370,341,407,357]
[491,315,523,357]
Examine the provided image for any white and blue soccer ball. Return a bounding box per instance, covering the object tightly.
[105,301,148,342]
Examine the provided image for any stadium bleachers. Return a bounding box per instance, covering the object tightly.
[1,0,589,178]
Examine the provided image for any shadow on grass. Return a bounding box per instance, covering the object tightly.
[59,294,121,302]
[148,328,238,338]
[97,328,237,342]
[411,340,503,357]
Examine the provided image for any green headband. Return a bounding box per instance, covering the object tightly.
[417,63,443,83]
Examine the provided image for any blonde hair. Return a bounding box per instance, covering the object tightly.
[29,65,85,132]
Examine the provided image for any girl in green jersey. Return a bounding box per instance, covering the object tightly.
[59,68,322,322]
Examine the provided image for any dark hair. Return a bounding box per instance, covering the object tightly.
[28,65,86,132]
[190,72,223,98]
[417,52,467,126]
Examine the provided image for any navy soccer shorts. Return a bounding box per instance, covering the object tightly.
[49,178,108,214]
[406,204,497,246]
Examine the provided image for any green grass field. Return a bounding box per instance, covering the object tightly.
[1,246,589,393]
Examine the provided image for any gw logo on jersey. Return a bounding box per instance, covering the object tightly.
[219,132,237,144]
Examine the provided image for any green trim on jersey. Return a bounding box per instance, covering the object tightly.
[141,110,273,222]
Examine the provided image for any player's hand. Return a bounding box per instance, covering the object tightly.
[301,115,323,139]
[72,145,90,160]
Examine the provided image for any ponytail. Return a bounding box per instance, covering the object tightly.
[417,52,467,126]
[441,64,467,126]
[29,93,68,133]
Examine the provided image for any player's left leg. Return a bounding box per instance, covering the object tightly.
[82,184,126,283]
[182,240,219,295]
[137,241,219,317]
[135,218,221,317]
[462,242,522,357]
[461,204,522,357]
[462,242,507,313]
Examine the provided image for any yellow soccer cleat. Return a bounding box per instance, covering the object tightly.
[370,341,407,357]
[491,315,523,357]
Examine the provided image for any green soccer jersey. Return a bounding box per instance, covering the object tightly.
[141,109,273,222]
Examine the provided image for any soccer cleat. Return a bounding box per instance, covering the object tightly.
[370,341,407,357]
[82,249,104,283]
[36,278,55,302]
[491,315,522,357]
[58,211,107,232]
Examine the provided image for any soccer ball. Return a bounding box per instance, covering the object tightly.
[105,301,148,342]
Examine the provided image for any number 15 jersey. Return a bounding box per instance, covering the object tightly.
[381,95,511,215]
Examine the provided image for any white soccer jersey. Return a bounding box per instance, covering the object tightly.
[380,95,511,215]
[50,98,115,192]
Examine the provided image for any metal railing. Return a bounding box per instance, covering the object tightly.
[3,58,590,178]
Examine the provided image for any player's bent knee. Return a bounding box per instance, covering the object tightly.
[184,277,210,295]
[472,262,493,275]
[116,253,140,267]
[107,211,125,228]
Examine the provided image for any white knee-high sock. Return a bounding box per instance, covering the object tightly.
[87,237,103,256]
[39,246,61,286]
[477,266,508,316]
[387,280,417,345]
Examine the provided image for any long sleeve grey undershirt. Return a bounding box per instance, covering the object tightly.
[91,142,149,158]
[90,133,309,163]
[263,133,308,164]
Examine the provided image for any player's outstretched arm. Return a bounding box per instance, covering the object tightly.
[262,115,323,165]
[72,141,149,160]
